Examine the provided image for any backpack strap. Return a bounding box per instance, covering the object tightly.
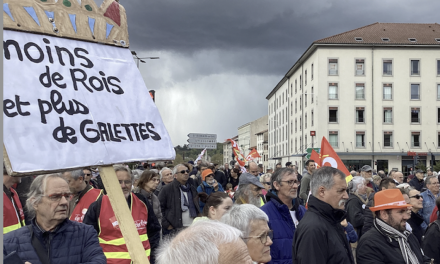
[27,225,50,264]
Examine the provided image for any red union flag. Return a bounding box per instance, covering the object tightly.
[227,139,245,167]
[246,148,261,161]
[320,137,352,182]
[310,149,321,169]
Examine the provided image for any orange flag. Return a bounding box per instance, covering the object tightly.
[310,149,321,169]
[246,148,261,161]
[320,137,352,183]
[227,139,245,167]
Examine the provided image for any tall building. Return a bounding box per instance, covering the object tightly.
[267,23,440,175]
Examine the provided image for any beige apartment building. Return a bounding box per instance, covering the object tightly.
[267,23,440,175]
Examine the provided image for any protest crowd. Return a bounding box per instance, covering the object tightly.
[3,158,440,264]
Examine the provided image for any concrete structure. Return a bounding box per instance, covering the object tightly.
[266,23,440,175]
[223,135,237,166]
[256,129,269,172]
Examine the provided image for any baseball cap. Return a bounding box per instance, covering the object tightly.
[238,172,264,189]
[369,189,411,212]
[361,165,373,172]
[415,169,424,174]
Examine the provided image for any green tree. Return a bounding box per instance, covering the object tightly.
[415,161,426,172]
[174,153,184,164]
[211,153,223,165]
[433,161,440,172]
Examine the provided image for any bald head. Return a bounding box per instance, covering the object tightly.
[393,171,404,184]
[248,162,259,177]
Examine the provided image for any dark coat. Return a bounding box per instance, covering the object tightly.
[214,170,227,189]
[345,193,374,238]
[158,179,200,230]
[422,220,440,264]
[292,195,355,264]
[3,219,106,264]
[261,191,306,264]
[407,210,425,245]
[356,221,429,264]
[409,177,425,192]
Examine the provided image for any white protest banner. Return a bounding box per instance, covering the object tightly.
[3,30,175,174]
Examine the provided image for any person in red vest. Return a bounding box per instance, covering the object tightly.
[3,164,25,234]
[83,165,161,264]
[62,169,102,223]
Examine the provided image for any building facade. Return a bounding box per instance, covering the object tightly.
[267,23,440,175]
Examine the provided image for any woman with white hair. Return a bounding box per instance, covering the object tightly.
[345,176,373,239]
[221,204,273,264]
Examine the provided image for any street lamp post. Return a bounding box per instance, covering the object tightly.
[131,51,159,68]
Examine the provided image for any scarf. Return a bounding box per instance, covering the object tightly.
[374,218,419,264]
[179,184,198,218]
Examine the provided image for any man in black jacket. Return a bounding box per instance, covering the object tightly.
[409,169,426,192]
[422,196,440,264]
[357,189,430,264]
[292,166,354,264]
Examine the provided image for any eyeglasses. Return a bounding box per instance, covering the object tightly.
[84,173,91,176]
[409,194,422,200]
[264,182,271,186]
[280,180,300,186]
[179,170,189,174]
[243,230,273,244]
[119,180,132,185]
[43,193,73,202]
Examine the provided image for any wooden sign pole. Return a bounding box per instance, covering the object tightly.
[99,166,150,264]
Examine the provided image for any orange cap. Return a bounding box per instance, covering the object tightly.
[370,189,411,212]
[201,169,214,181]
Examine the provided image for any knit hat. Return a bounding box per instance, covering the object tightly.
[201,169,214,181]
[369,189,411,212]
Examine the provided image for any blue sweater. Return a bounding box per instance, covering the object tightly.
[261,191,306,264]
[3,218,106,264]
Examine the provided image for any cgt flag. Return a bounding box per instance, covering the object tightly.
[246,148,261,161]
[227,139,245,167]
[320,137,352,183]
[310,149,321,169]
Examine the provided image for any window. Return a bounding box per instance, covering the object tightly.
[311,87,314,103]
[295,119,297,132]
[329,107,338,123]
[311,64,314,80]
[305,113,307,129]
[438,84,440,100]
[305,93,307,107]
[329,83,338,99]
[383,108,392,123]
[356,132,365,148]
[300,75,302,90]
[408,38,417,42]
[382,38,390,42]
[411,60,420,75]
[329,59,338,75]
[295,99,297,113]
[356,83,365,99]
[437,60,440,75]
[282,93,284,104]
[383,60,392,75]
[411,108,420,123]
[384,132,393,147]
[291,102,293,115]
[355,37,363,41]
[299,117,302,131]
[383,84,392,100]
[438,108,440,123]
[411,84,420,100]
[300,96,302,110]
[311,110,314,126]
[295,79,297,94]
[355,59,365,75]
[329,131,338,148]
[305,70,307,86]
[356,107,365,123]
[290,84,292,96]
[411,132,420,147]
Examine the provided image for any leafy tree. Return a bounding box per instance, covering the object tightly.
[211,153,223,165]
[415,161,426,172]
[433,161,440,172]
[174,153,184,164]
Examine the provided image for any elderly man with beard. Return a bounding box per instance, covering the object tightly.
[292,166,354,264]
[261,168,306,264]
[356,189,430,264]
[235,173,265,207]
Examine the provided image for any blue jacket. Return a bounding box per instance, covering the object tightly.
[420,189,440,225]
[344,222,358,243]
[261,191,306,264]
[3,218,106,264]
[196,181,225,212]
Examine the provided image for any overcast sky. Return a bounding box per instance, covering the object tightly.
[106,0,439,147]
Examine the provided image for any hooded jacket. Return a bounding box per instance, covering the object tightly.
[261,191,306,264]
[292,195,355,264]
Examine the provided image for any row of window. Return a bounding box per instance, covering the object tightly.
[328,58,440,76]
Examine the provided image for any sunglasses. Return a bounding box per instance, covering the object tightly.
[409,194,422,200]
[179,170,190,174]
[84,173,91,176]
[264,182,271,185]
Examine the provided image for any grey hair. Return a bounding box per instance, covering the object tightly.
[259,173,272,183]
[220,204,269,240]
[270,168,294,190]
[234,184,260,207]
[403,186,416,196]
[63,169,84,180]
[156,220,242,264]
[426,176,437,185]
[26,173,66,219]
[311,166,346,196]
[132,169,143,180]
[159,167,172,180]
[218,165,225,171]
[199,161,209,168]
[349,176,365,193]
[172,164,187,175]
[113,165,133,182]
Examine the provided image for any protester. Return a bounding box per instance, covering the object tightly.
[228,168,241,189]
[409,169,426,192]
[258,164,264,176]
[235,172,265,207]
[422,196,440,264]
[356,189,430,264]
[377,170,386,179]
[379,177,397,190]
[405,187,426,244]
[62,169,102,223]
[275,163,282,171]
[420,175,440,225]
[392,171,404,185]
[134,170,163,228]
[213,165,227,189]
[197,169,225,211]
[261,168,306,264]
[221,204,273,264]
[267,167,274,174]
[298,159,315,205]
[260,173,272,198]
[83,166,161,264]
[132,169,142,188]
[156,220,253,264]
[373,175,382,187]
[158,163,201,236]
[360,165,378,192]
[155,167,173,195]
[249,161,260,178]
[13,175,35,225]
[292,166,354,264]
[3,165,25,234]
[82,167,93,185]
[224,163,231,179]
[345,176,372,239]
[4,174,106,264]
[197,192,233,220]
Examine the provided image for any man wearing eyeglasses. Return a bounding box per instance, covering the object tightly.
[261,167,306,264]
[4,174,106,264]
[158,163,201,237]
[83,166,161,264]
[420,176,440,225]
[406,187,426,244]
